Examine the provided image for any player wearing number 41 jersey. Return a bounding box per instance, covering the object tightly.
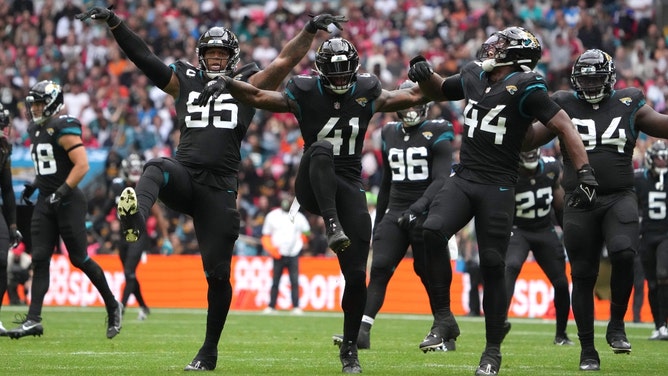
[201,38,430,374]
[407,26,594,376]
[527,49,668,371]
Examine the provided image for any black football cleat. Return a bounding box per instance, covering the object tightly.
[579,349,600,371]
[554,334,575,346]
[7,319,44,339]
[419,331,445,353]
[475,348,501,376]
[117,187,145,242]
[340,341,362,374]
[107,301,123,339]
[326,219,350,253]
[184,352,217,371]
[606,321,631,354]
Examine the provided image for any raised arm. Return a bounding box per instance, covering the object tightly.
[249,14,347,90]
[635,103,668,138]
[76,7,177,96]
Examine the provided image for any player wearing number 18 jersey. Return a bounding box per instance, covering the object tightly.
[528,48,668,371]
[407,26,594,376]
[215,38,429,373]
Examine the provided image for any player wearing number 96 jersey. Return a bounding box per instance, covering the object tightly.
[527,49,668,371]
[77,4,345,371]
[218,38,430,373]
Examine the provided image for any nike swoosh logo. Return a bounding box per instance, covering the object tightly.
[21,323,40,330]
[499,187,509,191]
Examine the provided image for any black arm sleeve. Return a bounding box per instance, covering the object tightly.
[523,89,562,125]
[440,74,465,101]
[111,22,173,89]
[1,158,17,226]
[374,151,392,228]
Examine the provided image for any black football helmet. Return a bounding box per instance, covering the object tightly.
[121,153,145,184]
[0,102,9,130]
[571,49,616,104]
[396,80,429,127]
[477,26,542,70]
[520,148,541,170]
[315,38,359,94]
[645,140,668,176]
[26,80,64,124]
[197,27,240,79]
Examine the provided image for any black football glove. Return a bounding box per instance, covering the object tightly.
[9,225,22,248]
[75,6,121,27]
[21,183,36,206]
[568,164,598,209]
[48,183,73,208]
[397,210,419,231]
[407,55,434,83]
[305,14,348,33]
[397,198,429,231]
[194,77,229,107]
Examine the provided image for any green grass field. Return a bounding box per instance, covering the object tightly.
[0,305,665,375]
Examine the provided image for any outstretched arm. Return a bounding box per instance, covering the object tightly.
[375,85,430,113]
[635,104,668,138]
[248,14,347,90]
[225,77,295,114]
[76,7,177,96]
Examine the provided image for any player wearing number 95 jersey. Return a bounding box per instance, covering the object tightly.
[210,38,430,373]
[527,49,668,371]
[77,4,346,371]
[407,26,594,376]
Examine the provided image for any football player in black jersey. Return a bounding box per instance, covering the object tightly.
[104,153,170,321]
[505,149,573,346]
[527,49,668,371]
[77,5,346,372]
[333,80,458,352]
[6,81,122,340]
[196,38,430,374]
[634,140,668,340]
[407,27,596,376]
[0,103,22,337]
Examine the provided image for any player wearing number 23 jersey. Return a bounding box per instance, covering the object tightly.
[220,37,429,373]
[407,26,594,375]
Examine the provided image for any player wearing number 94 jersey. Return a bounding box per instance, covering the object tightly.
[527,49,668,371]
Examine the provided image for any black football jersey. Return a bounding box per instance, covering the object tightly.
[552,88,644,194]
[170,61,259,177]
[28,115,80,194]
[381,119,454,209]
[285,73,382,181]
[634,168,668,235]
[455,61,550,185]
[514,156,562,229]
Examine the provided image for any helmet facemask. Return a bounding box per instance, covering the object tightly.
[477,27,541,71]
[197,27,240,79]
[315,38,360,94]
[571,49,616,104]
[398,104,429,127]
[26,81,64,125]
[519,149,540,170]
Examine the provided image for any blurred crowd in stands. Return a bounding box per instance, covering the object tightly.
[0,0,665,257]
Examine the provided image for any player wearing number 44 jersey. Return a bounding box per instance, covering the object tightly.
[407,26,595,376]
[198,38,430,374]
[527,49,668,371]
[77,4,346,372]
